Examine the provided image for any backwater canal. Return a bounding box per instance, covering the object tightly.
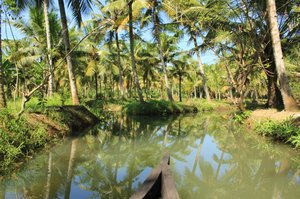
[1,112,300,198]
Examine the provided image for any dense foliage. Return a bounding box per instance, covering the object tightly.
[0,0,298,112]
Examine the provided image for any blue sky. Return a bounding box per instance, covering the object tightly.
[1,1,217,64]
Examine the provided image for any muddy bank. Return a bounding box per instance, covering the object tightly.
[42,105,100,135]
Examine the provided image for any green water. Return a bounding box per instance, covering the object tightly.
[1,113,300,199]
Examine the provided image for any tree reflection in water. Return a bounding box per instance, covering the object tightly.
[1,113,300,198]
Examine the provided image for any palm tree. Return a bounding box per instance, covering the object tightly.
[57,0,80,105]
[152,0,173,102]
[163,0,212,102]
[171,56,190,102]
[266,0,299,111]
[43,0,54,97]
[128,0,143,102]
[191,29,211,102]
[99,1,128,98]
[0,4,7,108]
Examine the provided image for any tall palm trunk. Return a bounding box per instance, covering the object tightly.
[94,72,98,99]
[266,0,298,111]
[58,0,80,105]
[179,74,182,102]
[153,0,173,102]
[128,0,143,102]
[0,5,7,108]
[44,0,54,97]
[192,33,210,101]
[115,30,124,98]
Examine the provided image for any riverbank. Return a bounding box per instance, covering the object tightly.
[247,109,300,148]
[0,106,99,176]
[86,99,233,115]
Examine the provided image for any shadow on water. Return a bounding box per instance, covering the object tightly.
[1,112,300,198]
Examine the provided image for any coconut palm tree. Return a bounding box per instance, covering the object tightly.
[171,55,190,102]
[0,4,7,108]
[266,0,299,111]
[163,0,217,102]
[99,2,128,98]
[43,0,54,97]
[152,0,174,102]
[128,0,144,102]
[57,0,80,105]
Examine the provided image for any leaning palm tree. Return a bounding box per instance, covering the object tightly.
[57,0,80,105]
[266,0,298,111]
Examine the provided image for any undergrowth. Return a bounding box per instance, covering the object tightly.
[233,110,252,123]
[0,109,49,175]
[255,118,300,148]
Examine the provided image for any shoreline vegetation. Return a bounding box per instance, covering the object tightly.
[0,104,99,176]
[248,109,300,149]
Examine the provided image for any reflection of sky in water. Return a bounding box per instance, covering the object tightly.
[132,167,152,189]
[174,135,229,180]
[67,177,95,199]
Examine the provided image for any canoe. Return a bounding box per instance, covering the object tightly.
[130,152,180,199]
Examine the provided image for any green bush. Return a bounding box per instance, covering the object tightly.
[233,110,252,123]
[255,118,300,148]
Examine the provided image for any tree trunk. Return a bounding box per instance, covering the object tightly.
[153,0,173,102]
[58,0,80,105]
[192,32,210,101]
[266,62,284,109]
[266,0,299,111]
[94,72,98,99]
[99,75,102,97]
[44,0,54,97]
[115,31,125,98]
[128,1,143,102]
[0,5,7,108]
[263,38,284,109]
[179,75,182,102]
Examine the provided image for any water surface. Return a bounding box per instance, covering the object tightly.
[1,113,300,198]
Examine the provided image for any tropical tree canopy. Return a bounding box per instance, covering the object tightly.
[0,0,299,110]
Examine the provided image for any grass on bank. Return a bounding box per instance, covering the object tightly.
[0,109,51,175]
[255,118,300,148]
[1,95,98,176]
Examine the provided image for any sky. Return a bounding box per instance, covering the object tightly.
[1,1,217,65]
